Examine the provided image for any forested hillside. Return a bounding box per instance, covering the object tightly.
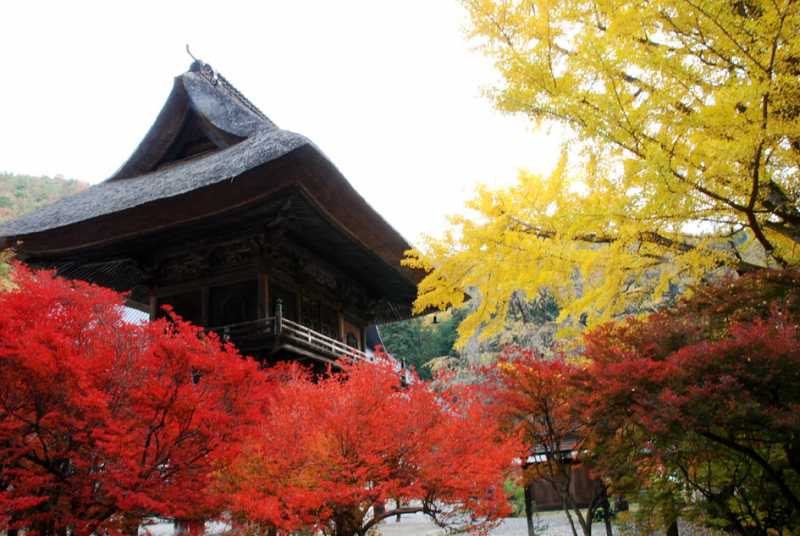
[0,171,86,221]
[381,291,559,380]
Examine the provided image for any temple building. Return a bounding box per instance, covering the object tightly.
[0,60,423,368]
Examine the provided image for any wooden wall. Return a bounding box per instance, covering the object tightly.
[147,231,373,343]
[529,464,605,511]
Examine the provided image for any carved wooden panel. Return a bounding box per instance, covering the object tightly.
[154,237,259,285]
[300,297,339,339]
[146,227,379,326]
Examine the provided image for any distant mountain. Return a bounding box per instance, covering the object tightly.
[0,172,87,222]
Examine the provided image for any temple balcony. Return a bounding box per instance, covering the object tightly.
[207,302,412,383]
[208,303,370,368]
[210,316,369,365]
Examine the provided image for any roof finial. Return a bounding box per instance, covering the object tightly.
[185,45,217,84]
[186,44,199,63]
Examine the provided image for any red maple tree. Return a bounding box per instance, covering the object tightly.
[221,357,518,536]
[579,269,800,534]
[484,348,611,536]
[0,265,269,536]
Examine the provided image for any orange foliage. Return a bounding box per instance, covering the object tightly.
[223,358,518,536]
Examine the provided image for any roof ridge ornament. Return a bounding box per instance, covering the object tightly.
[185,44,199,62]
[184,45,268,120]
[186,45,219,86]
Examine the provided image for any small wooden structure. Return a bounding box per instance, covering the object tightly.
[0,60,423,368]
[525,438,606,511]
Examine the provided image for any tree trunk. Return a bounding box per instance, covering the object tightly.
[578,510,592,536]
[524,483,536,536]
[567,495,591,536]
[599,487,613,536]
[175,519,205,535]
[666,519,679,536]
[562,495,580,536]
[121,516,141,536]
[602,504,613,536]
[334,510,361,536]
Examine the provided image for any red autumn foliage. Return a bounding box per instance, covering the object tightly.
[0,265,268,536]
[578,269,800,534]
[221,357,518,536]
[484,348,609,536]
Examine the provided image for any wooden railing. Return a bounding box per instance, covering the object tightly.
[208,300,413,382]
[207,298,369,363]
[212,316,276,341]
[279,317,370,362]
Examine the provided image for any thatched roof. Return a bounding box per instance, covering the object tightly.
[0,128,308,236]
[1,61,307,236]
[0,61,423,314]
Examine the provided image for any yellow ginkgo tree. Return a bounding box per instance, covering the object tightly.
[405,0,800,345]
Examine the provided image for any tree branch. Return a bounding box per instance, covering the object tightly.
[698,430,800,512]
[360,506,426,534]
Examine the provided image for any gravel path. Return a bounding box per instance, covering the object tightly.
[139,512,604,535]
[376,511,604,535]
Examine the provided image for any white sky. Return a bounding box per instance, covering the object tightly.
[0,1,563,243]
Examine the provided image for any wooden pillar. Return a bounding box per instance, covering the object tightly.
[258,273,269,318]
[201,286,209,326]
[338,309,345,341]
[275,299,283,335]
[148,294,158,321]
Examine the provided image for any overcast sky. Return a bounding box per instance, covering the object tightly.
[1,1,563,243]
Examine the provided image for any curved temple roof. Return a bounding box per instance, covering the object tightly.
[2,61,307,236]
[1,128,310,236]
[0,61,422,311]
